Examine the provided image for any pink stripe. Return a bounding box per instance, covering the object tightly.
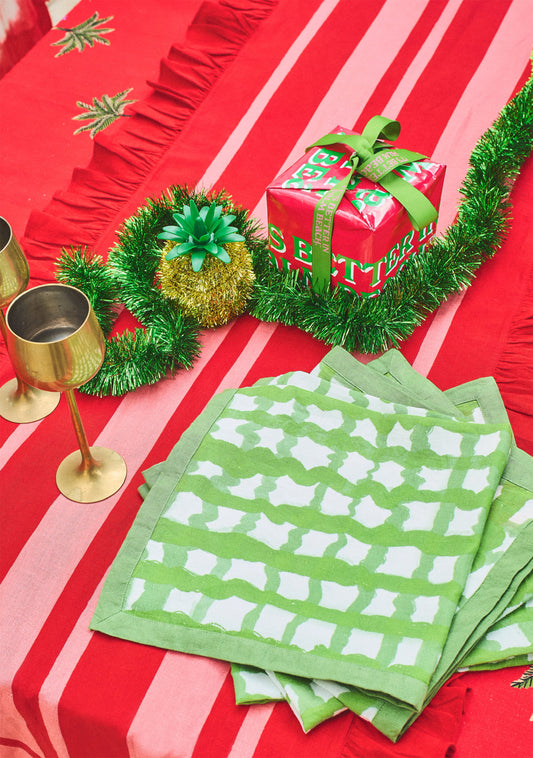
[0,698,43,758]
[412,0,533,374]
[227,704,276,758]
[213,321,278,393]
[382,0,464,120]
[198,0,343,191]
[126,655,229,758]
[412,292,466,376]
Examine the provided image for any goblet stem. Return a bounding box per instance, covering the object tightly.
[65,389,100,474]
[6,283,127,501]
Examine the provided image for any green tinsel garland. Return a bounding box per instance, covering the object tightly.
[56,186,268,396]
[57,57,533,394]
[250,57,533,353]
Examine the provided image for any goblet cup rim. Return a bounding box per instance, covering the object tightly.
[6,282,92,345]
[0,216,14,253]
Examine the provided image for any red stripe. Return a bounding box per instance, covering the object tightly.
[190,670,248,758]
[58,635,164,758]
[241,321,330,386]
[396,0,514,154]
[0,391,121,582]
[252,703,354,758]
[354,0,450,131]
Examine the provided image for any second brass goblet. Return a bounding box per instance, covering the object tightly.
[0,216,60,422]
[6,283,127,503]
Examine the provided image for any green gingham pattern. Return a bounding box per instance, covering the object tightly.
[231,664,285,704]
[91,358,511,719]
[229,350,533,736]
[369,351,533,670]
[130,347,533,738]
[311,350,533,737]
[232,665,348,733]
[267,672,348,732]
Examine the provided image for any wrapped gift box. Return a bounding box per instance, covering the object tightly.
[266,125,446,297]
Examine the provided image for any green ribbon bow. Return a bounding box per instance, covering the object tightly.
[308,115,439,294]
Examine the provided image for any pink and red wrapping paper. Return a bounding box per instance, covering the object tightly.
[267,126,445,296]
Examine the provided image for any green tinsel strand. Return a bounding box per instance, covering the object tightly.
[148,302,201,370]
[55,247,119,335]
[250,55,533,353]
[56,185,264,395]
[56,57,533,378]
[81,330,170,397]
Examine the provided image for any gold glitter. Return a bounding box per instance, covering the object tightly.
[158,241,255,327]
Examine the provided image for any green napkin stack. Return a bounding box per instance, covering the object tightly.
[90,348,533,741]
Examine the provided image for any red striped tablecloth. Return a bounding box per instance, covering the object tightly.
[1,1,533,756]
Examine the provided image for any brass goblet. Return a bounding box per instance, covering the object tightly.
[0,216,60,422]
[6,283,127,503]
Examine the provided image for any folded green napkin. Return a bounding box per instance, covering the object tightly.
[304,349,533,737]
[128,347,533,737]
[90,348,513,738]
[228,349,533,735]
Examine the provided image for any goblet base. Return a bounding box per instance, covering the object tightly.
[56,446,127,503]
[0,377,60,423]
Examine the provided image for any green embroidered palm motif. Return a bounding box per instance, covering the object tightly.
[511,665,533,688]
[73,89,136,138]
[52,12,114,57]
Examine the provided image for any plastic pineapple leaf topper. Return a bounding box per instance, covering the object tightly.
[158,199,245,271]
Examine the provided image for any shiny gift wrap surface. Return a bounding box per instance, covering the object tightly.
[266,126,445,296]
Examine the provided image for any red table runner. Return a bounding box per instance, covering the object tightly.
[1,1,533,756]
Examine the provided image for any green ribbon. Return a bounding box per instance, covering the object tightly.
[308,116,439,294]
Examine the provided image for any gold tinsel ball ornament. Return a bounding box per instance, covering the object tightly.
[158,239,255,327]
[157,200,256,328]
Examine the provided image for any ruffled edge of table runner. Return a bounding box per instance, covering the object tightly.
[20,0,278,284]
